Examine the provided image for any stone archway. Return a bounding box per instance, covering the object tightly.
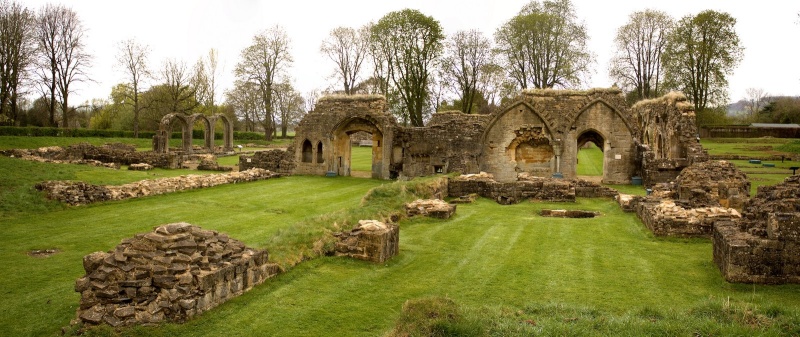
[565,99,635,184]
[331,116,385,178]
[154,113,192,154]
[155,113,234,154]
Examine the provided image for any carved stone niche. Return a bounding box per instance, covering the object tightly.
[506,127,554,164]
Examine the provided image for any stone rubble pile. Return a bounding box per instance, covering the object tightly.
[635,199,741,237]
[405,199,456,219]
[714,175,800,284]
[238,149,295,174]
[36,168,279,206]
[75,223,279,327]
[333,220,399,263]
[674,160,750,210]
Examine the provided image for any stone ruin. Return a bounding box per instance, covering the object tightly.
[245,89,703,187]
[629,160,748,237]
[152,113,234,154]
[2,143,178,169]
[714,175,800,284]
[75,223,279,327]
[446,171,619,205]
[540,209,600,218]
[333,220,400,263]
[37,168,279,206]
[633,92,709,186]
[405,199,457,219]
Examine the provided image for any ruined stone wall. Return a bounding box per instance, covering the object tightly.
[634,198,741,237]
[75,223,280,326]
[632,92,708,186]
[293,95,396,179]
[36,168,279,205]
[395,111,490,177]
[447,174,575,204]
[239,148,296,174]
[482,89,636,183]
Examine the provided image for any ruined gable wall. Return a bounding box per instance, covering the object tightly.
[481,88,635,183]
[632,92,708,186]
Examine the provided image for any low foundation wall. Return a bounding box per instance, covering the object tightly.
[36,168,279,205]
[448,177,575,204]
[633,198,740,237]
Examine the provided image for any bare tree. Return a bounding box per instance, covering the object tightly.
[744,88,768,118]
[205,48,219,113]
[320,26,369,95]
[234,25,292,141]
[609,10,673,102]
[0,0,35,126]
[115,38,150,137]
[159,58,198,115]
[304,88,320,112]
[53,5,90,128]
[35,4,91,128]
[225,79,261,132]
[35,3,60,126]
[441,29,492,114]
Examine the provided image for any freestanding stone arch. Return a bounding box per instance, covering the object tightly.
[154,113,234,154]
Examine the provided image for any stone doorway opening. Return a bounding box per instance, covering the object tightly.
[576,130,605,183]
[332,117,384,179]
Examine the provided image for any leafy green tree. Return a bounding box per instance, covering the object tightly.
[370,9,444,127]
[609,9,673,102]
[759,97,800,124]
[662,10,743,112]
[495,0,592,90]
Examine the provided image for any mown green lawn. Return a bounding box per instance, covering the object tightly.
[23,196,799,336]
[1,137,799,336]
[351,145,373,172]
[577,143,603,176]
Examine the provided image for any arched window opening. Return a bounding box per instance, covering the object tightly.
[302,139,313,163]
[317,142,324,164]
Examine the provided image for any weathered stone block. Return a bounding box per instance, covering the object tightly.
[405,199,456,219]
[334,220,400,263]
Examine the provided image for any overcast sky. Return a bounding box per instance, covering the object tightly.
[19,0,800,106]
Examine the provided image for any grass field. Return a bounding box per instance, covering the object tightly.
[1,136,800,336]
